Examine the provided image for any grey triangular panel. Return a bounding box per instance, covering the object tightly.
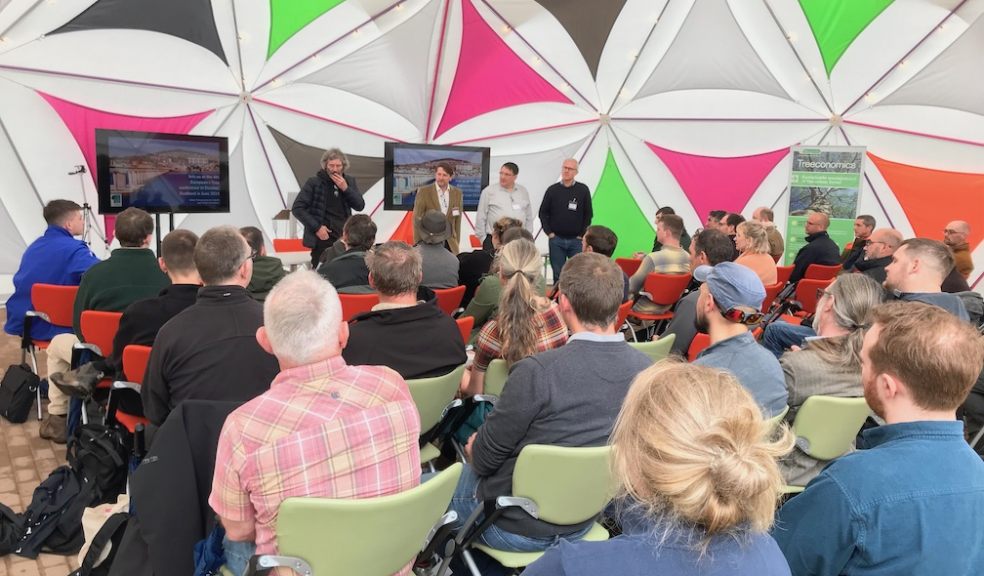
[880,18,984,116]
[538,0,626,78]
[51,0,227,64]
[270,127,383,197]
[298,0,439,126]
[637,0,788,100]
[0,198,28,274]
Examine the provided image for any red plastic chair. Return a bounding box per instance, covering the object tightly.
[804,264,841,281]
[615,257,642,278]
[615,300,633,329]
[627,273,693,324]
[776,265,794,286]
[688,333,711,362]
[762,282,784,313]
[272,238,306,253]
[79,311,123,358]
[434,285,466,316]
[779,278,835,324]
[455,316,474,344]
[340,293,380,321]
[108,345,152,433]
[22,284,79,420]
[469,235,482,249]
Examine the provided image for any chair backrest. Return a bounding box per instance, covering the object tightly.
[804,263,841,281]
[122,345,153,384]
[614,257,642,277]
[776,265,794,285]
[406,365,466,433]
[433,285,466,315]
[792,396,870,461]
[79,311,123,357]
[469,234,482,248]
[272,238,306,253]
[340,293,381,321]
[31,284,78,328]
[765,405,790,432]
[512,445,612,525]
[615,300,633,329]
[641,273,693,306]
[628,334,675,363]
[483,358,509,397]
[455,316,474,344]
[762,282,784,313]
[794,278,835,315]
[687,333,711,362]
[275,463,463,576]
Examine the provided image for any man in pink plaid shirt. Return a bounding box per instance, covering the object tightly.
[209,270,421,575]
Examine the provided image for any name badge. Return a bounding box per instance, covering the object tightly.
[512,203,522,210]
[452,208,461,217]
[568,201,578,211]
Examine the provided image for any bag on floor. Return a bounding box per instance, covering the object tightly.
[70,510,130,576]
[0,501,24,556]
[0,363,39,423]
[15,466,94,558]
[67,423,129,505]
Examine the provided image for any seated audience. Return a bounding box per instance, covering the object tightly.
[50,230,201,395]
[462,239,568,396]
[210,271,420,576]
[458,216,522,308]
[524,362,794,576]
[848,227,901,284]
[706,210,727,231]
[692,262,787,416]
[415,209,460,289]
[41,207,168,443]
[841,215,875,271]
[239,226,286,301]
[789,211,840,284]
[461,227,544,332]
[142,226,279,426]
[629,213,690,313]
[735,220,778,285]
[454,253,651,551]
[778,273,884,486]
[663,229,736,357]
[943,220,973,279]
[752,206,785,262]
[4,199,99,342]
[773,302,984,575]
[650,206,691,253]
[582,225,629,301]
[318,214,376,293]
[721,213,745,261]
[342,241,465,379]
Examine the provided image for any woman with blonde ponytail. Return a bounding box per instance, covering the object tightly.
[524,361,794,576]
[463,239,567,395]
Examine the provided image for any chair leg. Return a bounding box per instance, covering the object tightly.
[29,347,42,421]
[971,426,984,451]
[461,549,482,576]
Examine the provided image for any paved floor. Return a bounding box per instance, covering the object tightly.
[1,310,80,575]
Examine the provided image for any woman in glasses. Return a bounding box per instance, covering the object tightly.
[734,220,778,285]
[779,273,884,485]
[524,361,794,576]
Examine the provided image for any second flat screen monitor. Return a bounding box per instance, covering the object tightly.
[384,142,491,212]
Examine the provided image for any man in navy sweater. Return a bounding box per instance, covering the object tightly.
[539,159,593,283]
[789,211,840,283]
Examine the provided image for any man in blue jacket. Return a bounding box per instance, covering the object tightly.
[4,200,99,341]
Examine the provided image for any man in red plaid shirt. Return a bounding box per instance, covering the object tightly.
[209,270,421,575]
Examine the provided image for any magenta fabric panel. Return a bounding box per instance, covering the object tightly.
[433,0,572,138]
[647,142,789,222]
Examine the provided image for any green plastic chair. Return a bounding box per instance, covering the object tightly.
[461,445,613,573]
[782,396,870,493]
[406,364,466,465]
[627,333,676,362]
[766,405,790,432]
[248,463,463,576]
[482,358,509,397]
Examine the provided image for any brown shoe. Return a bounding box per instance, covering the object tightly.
[50,363,103,398]
[39,413,68,444]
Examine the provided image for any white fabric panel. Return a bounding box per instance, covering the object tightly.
[211,0,270,91]
[0,198,29,273]
[433,103,596,147]
[741,152,793,219]
[0,114,42,254]
[843,122,984,174]
[761,0,834,112]
[363,179,404,242]
[441,119,596,157]
[254,84,420,151]
[477,0,600,111]
[857,153,915,238]
[191,103,247,151]
[300,0,440,128]
[0,0,97,54]
[635,0,789,101]
[250,104,303,202]
[848,105,984,150]
[615,89,825,120]
[613,118,828,158]
[427,0,463,140]
[879,17,984,116]
[596,0,670,113]
[606,125,663,231]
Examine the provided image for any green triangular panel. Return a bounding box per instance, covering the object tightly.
[799,0,893,75]
[591,151,654,259]
[268,0,346,58]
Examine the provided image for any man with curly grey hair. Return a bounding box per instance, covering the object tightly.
[292,148,366,266]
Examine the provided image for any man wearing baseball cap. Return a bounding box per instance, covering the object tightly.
[693,262,788,416]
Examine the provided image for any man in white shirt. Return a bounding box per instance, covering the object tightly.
[475,162,533,251]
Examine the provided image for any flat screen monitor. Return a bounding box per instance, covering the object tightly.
[384,142,491,211]
[95,129,230,214]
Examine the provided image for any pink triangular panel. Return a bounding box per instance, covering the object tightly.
[39,92,213,241]
[433,0,572,139]
[646,143,790,222]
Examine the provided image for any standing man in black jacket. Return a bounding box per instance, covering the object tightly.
[539,158,592,283]
[292,148,365,266]
[789,211,841,283]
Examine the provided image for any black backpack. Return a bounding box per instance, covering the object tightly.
[67,424,129,505]
[0,363,39,423]
[0,501,23,556]
[15,466,93,558]
[69,512,130,576]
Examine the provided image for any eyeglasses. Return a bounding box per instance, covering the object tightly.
[721,307,764,325]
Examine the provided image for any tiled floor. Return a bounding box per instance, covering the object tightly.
[1,310,80,575]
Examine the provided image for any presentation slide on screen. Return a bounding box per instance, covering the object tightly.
[106,137,224,210]
[390,147,486,209]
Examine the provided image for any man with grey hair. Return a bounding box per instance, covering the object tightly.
[292,147,366,266]
[210,270,420,576]
[343,241,466,379]
[142,225,279,426]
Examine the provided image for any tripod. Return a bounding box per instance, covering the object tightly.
[68,165,108,248]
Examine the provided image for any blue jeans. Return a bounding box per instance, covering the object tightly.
[440,464,590,552]
[762,321,817,358]
[548,236,582,284]
[222,536,256,576]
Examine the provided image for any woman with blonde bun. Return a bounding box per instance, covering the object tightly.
[524,361,794,576]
